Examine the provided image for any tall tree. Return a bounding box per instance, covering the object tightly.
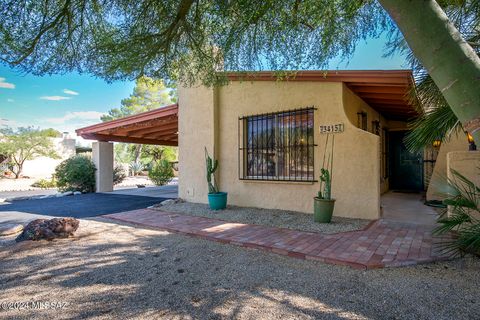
[102,76,176,168]
[102,76,175,122]
[0,127,60,179]
[378,0,480,143]
[382,0,479,150]
[0,0,479,140]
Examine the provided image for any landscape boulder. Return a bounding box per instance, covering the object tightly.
[16,218,79,242]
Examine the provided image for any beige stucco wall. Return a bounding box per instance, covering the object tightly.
[179,81,381,219]
[22,137,76,179]
[446,151,480,217]
[447,151,480,185]
[178,85,217,201]
[342,86,390,194]
[426,134,470,200]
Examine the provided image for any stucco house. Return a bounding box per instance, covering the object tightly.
[76,70,476,220]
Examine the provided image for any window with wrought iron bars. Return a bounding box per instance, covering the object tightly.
[238,107,317,182]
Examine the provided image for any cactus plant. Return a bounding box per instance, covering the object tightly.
[314,134,336,223]
[317,134,335,200]
[205,147,218,194]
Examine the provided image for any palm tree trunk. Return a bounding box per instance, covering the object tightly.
[378,0,480,141]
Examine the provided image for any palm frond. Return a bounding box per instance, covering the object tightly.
[404,102,462,152]
[434,169,480,256]
[434,209,471,235]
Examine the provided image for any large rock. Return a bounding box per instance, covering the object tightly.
[16,218,79,242]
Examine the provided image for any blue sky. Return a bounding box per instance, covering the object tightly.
[0,34,407,145]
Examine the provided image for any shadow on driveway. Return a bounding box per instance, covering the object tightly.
[0,193,171,221]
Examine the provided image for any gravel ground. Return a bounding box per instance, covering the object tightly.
[155,202,371,234]
[0,234,17,247]
[0,218,479,320]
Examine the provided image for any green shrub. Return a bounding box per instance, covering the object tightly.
[113,165,126,185]
[31,176,57,189]
[148,160,174,186]
[55,155,96,193]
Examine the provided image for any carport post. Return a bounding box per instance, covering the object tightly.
[92,141,114,192]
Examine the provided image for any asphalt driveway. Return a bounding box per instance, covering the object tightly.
[0,186,177,224]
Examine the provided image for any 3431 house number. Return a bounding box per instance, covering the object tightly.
[319,123,344,134]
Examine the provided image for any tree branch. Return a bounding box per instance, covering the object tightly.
[12,0,72,65]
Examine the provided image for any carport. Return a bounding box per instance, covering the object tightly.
[76,104,178,192]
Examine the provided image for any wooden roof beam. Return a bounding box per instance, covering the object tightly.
[347,86,408,94]
[80,133,178,146]
[357,93,409,100]
[363,98,411,106]
[109,122,178,137]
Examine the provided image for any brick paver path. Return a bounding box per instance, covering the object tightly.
[105,209,451,269]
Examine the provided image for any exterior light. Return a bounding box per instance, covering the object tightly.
[467,133,474,143]
[432,140,441,148]
[467,133,477,151]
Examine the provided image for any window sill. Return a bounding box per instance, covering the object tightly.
[240,178,317,185]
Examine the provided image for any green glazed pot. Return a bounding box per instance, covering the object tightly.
[313,197,335,223]
[208,192,228,210]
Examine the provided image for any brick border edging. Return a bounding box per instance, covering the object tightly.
[104,212,377,270]
[104,209,452,270]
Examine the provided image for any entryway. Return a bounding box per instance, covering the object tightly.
[388,131,424,191]
[381,192,438,226]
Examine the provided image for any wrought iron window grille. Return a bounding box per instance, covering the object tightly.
[238,107,317,182]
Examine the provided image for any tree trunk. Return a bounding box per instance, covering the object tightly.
[134,144,142,164]
[378,0,480,141]
[13,163,22,179]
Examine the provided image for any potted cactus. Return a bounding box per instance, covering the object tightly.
[314,134,335,223]
[205,147,228,210]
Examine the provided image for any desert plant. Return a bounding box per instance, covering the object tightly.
[113,165,126,185]
[205,147,218,194]
[55,155,96,193]
[31,176,57,189]
[317,134,335,200]
[148,159,174,186]
[433,169,480,257]
[129,161,143,176]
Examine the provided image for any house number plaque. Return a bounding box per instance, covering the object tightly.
[319,123,344,134]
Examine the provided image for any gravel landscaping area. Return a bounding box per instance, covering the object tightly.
[0,234,17,247]
[154,202,371,234]
[0,218,479,319]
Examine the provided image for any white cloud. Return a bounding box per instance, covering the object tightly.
[7,98,14,102]
[63,89,79,95]
[0,118,17,127]
[45,111,105,124]
[0,77,15,89]
[40,95,71,101]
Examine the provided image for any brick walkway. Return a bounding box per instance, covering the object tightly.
[104,209,452,269]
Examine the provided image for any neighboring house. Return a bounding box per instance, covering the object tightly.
[21,133,76,179]
[76,70,476,221]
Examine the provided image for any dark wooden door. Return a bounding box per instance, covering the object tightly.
[389,131,424,191]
